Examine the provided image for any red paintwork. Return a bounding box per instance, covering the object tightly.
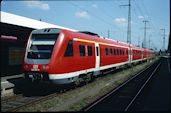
[23,29,155,75]
[100,45,129,66]
[131,46,143,61]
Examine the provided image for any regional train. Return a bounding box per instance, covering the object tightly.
[23,28,155,84]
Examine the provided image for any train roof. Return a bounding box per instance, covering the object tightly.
[1,11,77,32]
[72,30,152,51]
[79,31,100,37]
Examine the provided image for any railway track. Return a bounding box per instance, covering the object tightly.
[1,94,23,104]
[1,90,63,112]
[83,59,161,111]
[1,59,158,112]
[1,82,71,112]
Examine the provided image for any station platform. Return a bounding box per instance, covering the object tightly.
[132,56,171,111]
[1,74,24,82]
[142,56,170,111]
[1,74,24,97]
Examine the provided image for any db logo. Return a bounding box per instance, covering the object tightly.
[33,65,38,69]
[31,65,40,71]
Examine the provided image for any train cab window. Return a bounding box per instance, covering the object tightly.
[64,40,73,57]
[114,48,116,55]
[79,45,85,56]
[105,48,108,56]
[126,50,128,55]
[110,48,113,55]
[117,48,119,55]
[88,45,93,56]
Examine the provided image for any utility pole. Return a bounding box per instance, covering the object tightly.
[142,20,149,48]
[120,0,131,45]
[138,37,140,47]
[148,35,152,49]
[101,32,103,36]
[160,28,166,51]
[108,30,110,39]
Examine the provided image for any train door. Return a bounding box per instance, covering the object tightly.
[129,47,132,63]
[95,43,100,70]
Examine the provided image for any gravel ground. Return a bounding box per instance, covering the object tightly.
[19,57,158,112]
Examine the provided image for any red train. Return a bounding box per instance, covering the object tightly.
[23,28,155,84]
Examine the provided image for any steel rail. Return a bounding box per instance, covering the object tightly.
[124,62,161,111]
[83,60,159,111]
[6,93,58,112]
[2,59,159,112]
[1,94,23,104]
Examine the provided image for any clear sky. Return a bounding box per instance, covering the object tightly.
[1,0,170,51]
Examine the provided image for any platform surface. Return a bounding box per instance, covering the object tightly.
[142,56,170,111]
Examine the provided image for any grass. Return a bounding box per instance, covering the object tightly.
[20,57,158,112]
[65,58,158,111]
[67,97,90,111]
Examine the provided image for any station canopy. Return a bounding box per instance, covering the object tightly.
[1,11,77,31]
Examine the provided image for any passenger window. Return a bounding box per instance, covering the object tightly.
[120,49,122,55]
[114,48,116,55]
[88,45,93,56]
[123,49,124,55]
[64,40,73,57]
[117,48,119,55]
[105,48,108,56]
[110,48,113,55]
[79,45,85,56]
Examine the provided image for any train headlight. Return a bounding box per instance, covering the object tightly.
[42,65,49,70]
[25,65,31,69]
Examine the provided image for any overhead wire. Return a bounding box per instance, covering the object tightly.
[69,2,116,28]
[68,1,126,39]
[66,1,102,34]
[68,2,117,37]
[68,0,163,48]
[134,0,160,35]
[140,0,162,36]
[133,0,162,46]
[90,0,125,38]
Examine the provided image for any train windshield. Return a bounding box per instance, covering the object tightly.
[27,34,59,59]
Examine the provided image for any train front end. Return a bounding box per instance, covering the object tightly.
[23,28,61,83]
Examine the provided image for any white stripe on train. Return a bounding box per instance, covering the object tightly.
[49,58,146,80]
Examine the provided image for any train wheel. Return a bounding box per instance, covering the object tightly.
[86,73,94,83]
[100,71,104,76]
[74,76,83,87]
[90,74,95,82]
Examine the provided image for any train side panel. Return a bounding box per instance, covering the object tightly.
[23,28,155,85]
